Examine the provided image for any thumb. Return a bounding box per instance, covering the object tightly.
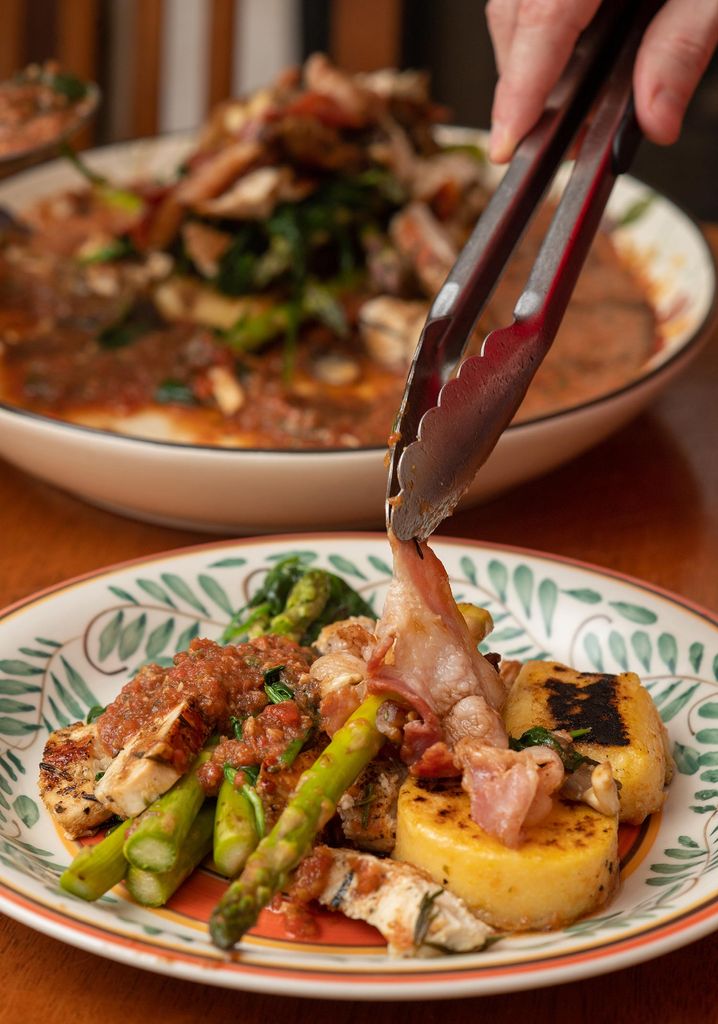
[633,0,718,145]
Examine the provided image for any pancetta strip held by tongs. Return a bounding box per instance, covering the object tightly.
[386,0,662,542]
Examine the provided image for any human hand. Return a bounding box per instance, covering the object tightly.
[486,0,718,162]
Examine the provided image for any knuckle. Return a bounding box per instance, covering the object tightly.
[517,0,595,32]
[517,0,564,28]
[665,31,711,70]
[648,30,713,95]
[486,0,512,29]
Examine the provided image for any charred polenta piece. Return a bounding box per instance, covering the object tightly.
[394,778,618,931]
[503,660,674,824]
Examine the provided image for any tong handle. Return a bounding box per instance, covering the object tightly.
[387,0,631,510]
[430,0,624,337]
[387,0,662,541]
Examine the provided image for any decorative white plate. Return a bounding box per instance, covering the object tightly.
[0,133,714,532]
[1,534,717,1000]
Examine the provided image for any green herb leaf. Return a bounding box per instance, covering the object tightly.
[60,141,106,185]
[242,783,265,837]
[215,227,260,295]
[616,194,654,228]
[223,763,237,784]
[154,379,196,405]
[303,282,348,337]
[229,715,245,740]
[264,675,294,704]
[50,72,89,102]
[278,733,308,769]
[414,889,444,948]
[98,301,159,350]
[221,306,291,353]
[95,185,144,213]
[263,665,286,688]
[509,726,596,773]
[86,704,106,723]
[240,763,260,787]
[440,142,485,164]
[79,236,135,265]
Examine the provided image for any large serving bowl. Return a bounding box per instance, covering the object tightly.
[0,132,714,533]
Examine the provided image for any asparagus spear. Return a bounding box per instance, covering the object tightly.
[123,747,213,873]
[59,818,134,901]
[209,694,386,949]
[221,558,374,645]
[222,557,306,643]
[301,571,375,644]
[126,803,215,907]
[213,778,260,878]
[457,603,494,644]
[268,569,332,641]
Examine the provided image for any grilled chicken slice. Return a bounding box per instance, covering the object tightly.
[194,167,311,220]
[389,202,457,297]
[182,221,232,278]
[94,701,208,818]
[358,296,428,371]
[338,760,407,853]
[38,722,113,839]
[310,846,493,957]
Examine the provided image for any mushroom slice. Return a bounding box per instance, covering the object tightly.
[561,761,621,817]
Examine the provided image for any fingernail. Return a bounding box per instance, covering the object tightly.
[649,88,683,142]
[489,122,515,163]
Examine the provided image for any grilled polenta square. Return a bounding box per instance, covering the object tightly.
[503,660,674,824]
[395,778,619,931]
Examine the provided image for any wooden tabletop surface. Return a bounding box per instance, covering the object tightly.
[1,228,717,1024]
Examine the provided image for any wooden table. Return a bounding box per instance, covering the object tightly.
[1,229,717,1024]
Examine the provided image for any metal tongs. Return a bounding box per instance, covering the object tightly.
[386,0,661,542]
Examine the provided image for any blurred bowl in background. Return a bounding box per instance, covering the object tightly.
[0,131,713,534]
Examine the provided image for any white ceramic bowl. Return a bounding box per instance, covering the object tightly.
[0,133,714,533]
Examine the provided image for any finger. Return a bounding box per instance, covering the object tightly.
[633,0,718,145]
[489,0,601,162]
[485,0,521,75]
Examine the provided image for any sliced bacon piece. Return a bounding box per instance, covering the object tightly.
[409,740,458,778]
[303,53,374,126]
[368,534,566,845]
[454,740,565,848]
[175,141,262,206]
[369,534,506,732]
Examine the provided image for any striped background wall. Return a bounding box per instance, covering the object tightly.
[99,0,300,141]
[0,0,403,145]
